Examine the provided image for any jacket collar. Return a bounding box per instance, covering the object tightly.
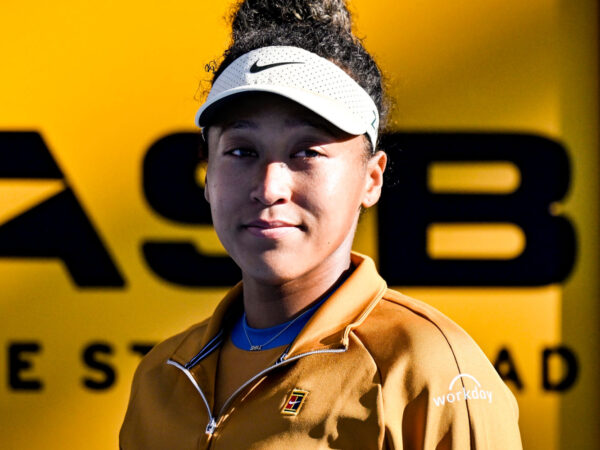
[169,251,387,367]
[286,252,387,356]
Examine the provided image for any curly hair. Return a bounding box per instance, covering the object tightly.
[205,0,389,151]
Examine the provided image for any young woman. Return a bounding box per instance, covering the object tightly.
[120,1,522,448]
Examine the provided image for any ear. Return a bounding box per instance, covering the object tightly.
[362,151,387,208]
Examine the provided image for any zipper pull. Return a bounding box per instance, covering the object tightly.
[205,417,217,435]
[277,345,291,364]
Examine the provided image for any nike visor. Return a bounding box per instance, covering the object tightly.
[195,46,380,148]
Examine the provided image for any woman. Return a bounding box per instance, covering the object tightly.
[120,0,522,448]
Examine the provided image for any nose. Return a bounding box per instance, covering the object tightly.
[251,161,292,206]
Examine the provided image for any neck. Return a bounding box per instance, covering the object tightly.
[242,251,352,329]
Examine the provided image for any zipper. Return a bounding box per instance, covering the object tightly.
[166,360,216,435]
[205,417,217,435]
[167,346,348,436]
[186,331,224,370]
[215,346,348,421]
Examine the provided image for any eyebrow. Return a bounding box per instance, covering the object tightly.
[221,119,257,131]
[220,116,336,136]
[284,116,335,133]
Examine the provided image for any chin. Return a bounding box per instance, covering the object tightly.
[234,251,308,285]
[244,266,303,286]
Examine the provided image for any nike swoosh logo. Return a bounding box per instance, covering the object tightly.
[249,61,304,73]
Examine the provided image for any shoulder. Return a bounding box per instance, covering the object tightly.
[129,319,210,388]
[144,319,209,363]
[353,288,483,372]
[353,289,521,448]
[120,318,213,447]
[352,288,516,407]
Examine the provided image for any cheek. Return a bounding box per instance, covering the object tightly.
[302,163,366,224]
[206,161,236,200]
[205,170,238,223]
[328,159,366,202]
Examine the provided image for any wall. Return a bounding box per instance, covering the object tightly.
[0,1,597,448]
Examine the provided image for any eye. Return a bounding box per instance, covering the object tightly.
[293,148,324,158]
[226,147,257,158]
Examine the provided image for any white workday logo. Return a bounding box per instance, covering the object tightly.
[433,373,493,407]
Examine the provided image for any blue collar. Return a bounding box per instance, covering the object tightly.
[231,295,328,351]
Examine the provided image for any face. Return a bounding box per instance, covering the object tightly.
[204,93,386,285]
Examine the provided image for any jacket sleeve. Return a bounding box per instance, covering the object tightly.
[363,295,523,449]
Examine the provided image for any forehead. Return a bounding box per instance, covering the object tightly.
[205,92,348,137]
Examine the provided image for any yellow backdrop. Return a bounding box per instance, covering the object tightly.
[0,1,597,449]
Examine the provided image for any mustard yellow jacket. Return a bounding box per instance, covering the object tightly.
[120,253,522,449]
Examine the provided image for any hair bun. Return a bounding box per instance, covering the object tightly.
[210,0,388,142]
[231,0,353,38]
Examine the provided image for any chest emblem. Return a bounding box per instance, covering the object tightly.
[281,389,309,416]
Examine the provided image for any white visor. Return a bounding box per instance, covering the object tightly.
[195,46,379,148]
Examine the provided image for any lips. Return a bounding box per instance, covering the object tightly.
[242,219,302,239]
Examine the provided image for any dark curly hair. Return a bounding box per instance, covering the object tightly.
[204,0,388,152]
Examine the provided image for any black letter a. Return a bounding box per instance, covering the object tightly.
[0,132,125,287]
